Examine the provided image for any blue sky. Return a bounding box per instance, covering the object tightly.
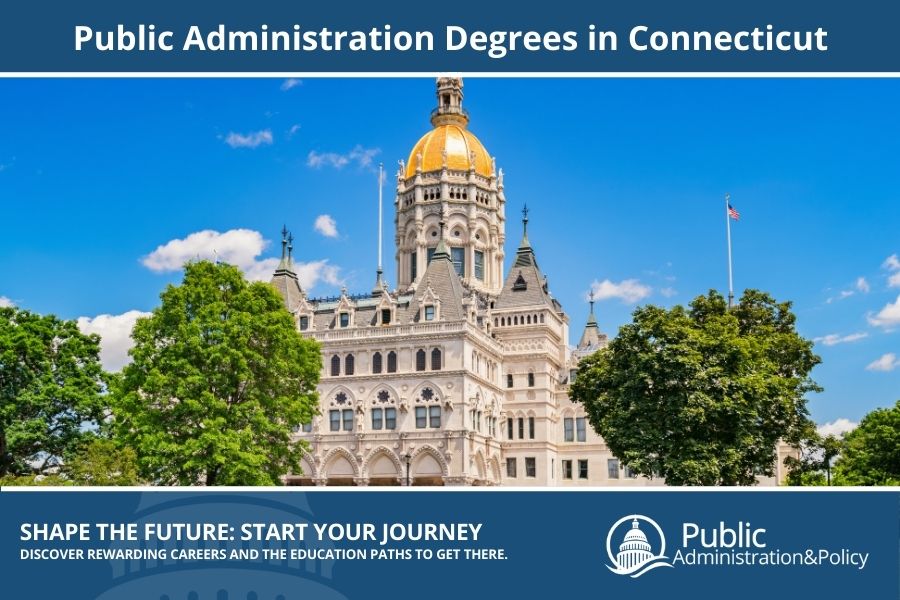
[1,77,898,432]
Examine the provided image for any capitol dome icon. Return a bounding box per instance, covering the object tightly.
[616,519,655,570]
[605,514,674,578]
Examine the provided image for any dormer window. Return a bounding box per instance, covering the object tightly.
[424,305,435,321]
[513,271,527,291]
[299,316,309,331]
[339,312,350,328]
[381,309,391,325]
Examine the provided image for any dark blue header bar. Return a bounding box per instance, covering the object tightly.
[2,489,898,599]
[1,0,898,73]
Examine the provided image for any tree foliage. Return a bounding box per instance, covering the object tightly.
[111,261,319,485]
[0,306,107,477]
[570,289,820,486]
[63,437,141,485]
[1,438,140,486]
[833,400,900,486]
[784,433,843,486]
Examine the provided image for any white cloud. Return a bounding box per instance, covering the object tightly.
[314,214,339,238]
[142,228,342,291]
[294,260,343,289]
[0,296,15,307]
[77,310,150,372]
[866,352,900,372]
[280,78,302,91]
[868,294,900,329]
[826,289,854,304]
[880,254,900,288]
[241,257,281,283]
[224,129,273,149]
[142,229,267,273]
[587,279,652,304]
[813,332,868,346]
[307,145,380,170]
[287,124,301,138]
[856,277,870,293]
[659,287,677,298]
[817,418,858,438]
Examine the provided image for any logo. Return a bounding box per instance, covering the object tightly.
[606,514,674,578]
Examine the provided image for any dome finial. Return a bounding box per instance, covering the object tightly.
[589,290,595,315]
[431,77,469,128]
[287,231,294,265]
[280,224,288,261]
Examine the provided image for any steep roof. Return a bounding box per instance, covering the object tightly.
[495,228,556,311]
[407,234,466,321]
[270,229,304,313]
[271,262,304,313]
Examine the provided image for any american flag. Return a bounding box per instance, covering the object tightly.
[728,203,740,221]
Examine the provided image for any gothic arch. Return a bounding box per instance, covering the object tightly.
[367,383,401,406]
[473,450,487,481]
[362,446,403,478]
[322,447,360,478]
[297,450,318,479]
[323,384,356,407]
[411,381,444,403]
[446,216,470,243]
[410,445,449,477]
[488,456,501,483]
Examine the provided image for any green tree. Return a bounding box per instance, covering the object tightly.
[784,433,843,486]
[63,437,141,485]
[111,261,319,485]
[570,289,820,486]
[0,306,107,478]
[833,401,900,486]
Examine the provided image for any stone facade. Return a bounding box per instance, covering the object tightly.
[274,78,793,487]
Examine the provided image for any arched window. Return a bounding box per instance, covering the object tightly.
[431,348,442,371]
[387,351,397,373]
[527,315,532,324]
[330,355,341,377]
[416,349,426,371]
[528,372,535,387]
[540,313,545,323]
[372,352,382,374]
[345,354,355,376]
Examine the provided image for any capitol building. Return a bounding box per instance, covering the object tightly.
[273,78,792,487]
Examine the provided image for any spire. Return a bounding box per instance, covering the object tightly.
[277,224,291,271]
[512,204,536,269]
[587,290,597,325]
[271,225,304,313]
[287,232,295,268]
[432,219,451,260]
[521,203,530,247]
[577,288,606,352]
[430,77,469,128]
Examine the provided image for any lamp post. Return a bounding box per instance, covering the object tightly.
[404,452,412,487]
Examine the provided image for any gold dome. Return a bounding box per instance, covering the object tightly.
[405,124,492,179]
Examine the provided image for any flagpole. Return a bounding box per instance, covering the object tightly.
[377,162,384,280]
[725,192,734,308]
